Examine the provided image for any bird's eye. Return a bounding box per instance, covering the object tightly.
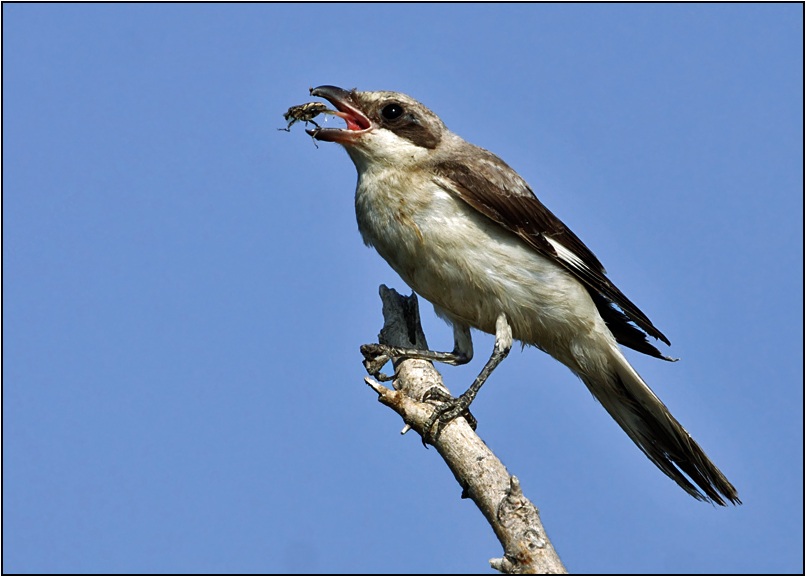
[381,103,404,120]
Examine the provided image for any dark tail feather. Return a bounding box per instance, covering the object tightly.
[586,353,741,506]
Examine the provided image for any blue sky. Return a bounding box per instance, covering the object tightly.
[3,3,802,574]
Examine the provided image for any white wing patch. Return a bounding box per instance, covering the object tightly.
[546,237,600,276]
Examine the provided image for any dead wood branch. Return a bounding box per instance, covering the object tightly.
[363,285,567,574]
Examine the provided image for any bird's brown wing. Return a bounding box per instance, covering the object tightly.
[432,153,672,358]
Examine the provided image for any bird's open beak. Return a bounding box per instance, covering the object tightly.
[307,85,373,143]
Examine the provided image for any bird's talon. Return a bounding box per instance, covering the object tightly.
[420,392,477,445]
[422,386,452,404]
[361,343,394,378]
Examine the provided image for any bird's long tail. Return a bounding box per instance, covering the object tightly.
[579,347,741,505]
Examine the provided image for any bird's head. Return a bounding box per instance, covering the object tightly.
[307,85,447,169]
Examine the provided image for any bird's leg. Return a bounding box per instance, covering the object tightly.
[421,313,513,445]
[361,323,473,382]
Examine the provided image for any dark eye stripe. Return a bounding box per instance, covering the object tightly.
[389,121,441,149]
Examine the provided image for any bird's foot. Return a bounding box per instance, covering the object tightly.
[418,313,513,446]
[421,387,478,446]
[360,342,472,382]
[360,343,396,381]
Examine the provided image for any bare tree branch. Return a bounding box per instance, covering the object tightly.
[363,285,567,574]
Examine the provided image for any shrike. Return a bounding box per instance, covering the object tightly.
[303,85,739,506]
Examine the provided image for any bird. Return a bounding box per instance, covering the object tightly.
[303,84,740,506]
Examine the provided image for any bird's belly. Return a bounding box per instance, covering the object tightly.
[356,182,601,352]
